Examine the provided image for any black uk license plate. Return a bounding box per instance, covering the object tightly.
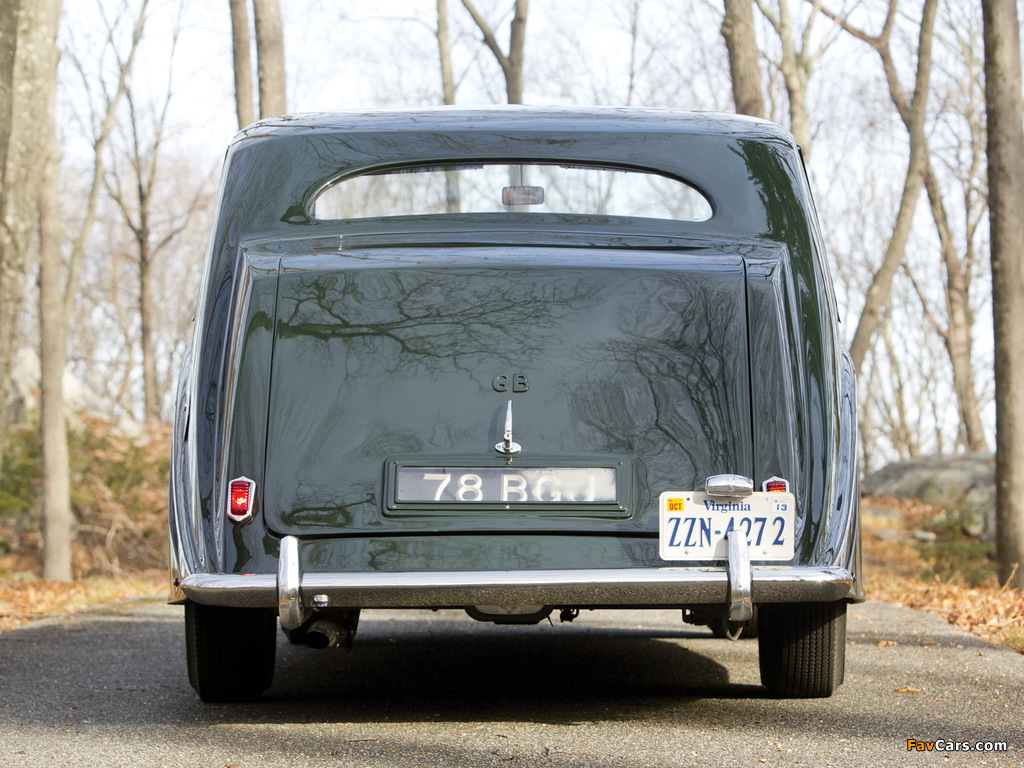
[395,465,617,504]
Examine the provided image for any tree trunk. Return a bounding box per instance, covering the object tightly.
[252,0,286,117]
[436,0,460,212]
[848,0,938,372]
[721,0,764,117]
[0,0,22,480]
[41,0,145,578]
[460,0,529,104]
[753,0,829,156]
[437,0,456,105]
[229,0,255,129]
[138,217,158,423]
[0,0,60,478]
[774,0,810,152]
[39,100,71,582]
[28,0,69,581]
[924,170,988,452]
[983,0,1024,589]
[505,0,528,104]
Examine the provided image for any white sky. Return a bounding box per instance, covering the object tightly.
[61,0,747,162]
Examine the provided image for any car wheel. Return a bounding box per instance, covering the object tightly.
[185,602,276,702]
[757,601,846,698]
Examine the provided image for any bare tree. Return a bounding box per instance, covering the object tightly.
[25,0,67,580]
[39,134,69,580]
[0,0,61,480]
[536,0,669,108]
[228,0,285,122]
[252,0,285,117]
[62,0,148,327]
[754,0,838,155]
[621,0,651,107]
[722,0,765,117]
[436,0,461,213]
[37,0,149,580]
[933,5,991,454]
[839,0,938,374]
[105,81,206,422]
[437,0,457,105]
[824,1,987,452]
[983,0,1024,589]
[459,0,528,104]
[229,0,255,129]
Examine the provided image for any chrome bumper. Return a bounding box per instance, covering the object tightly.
[179,536,855,628]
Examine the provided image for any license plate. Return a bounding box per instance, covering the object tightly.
[658,491,795,561]
[396,466,617,504]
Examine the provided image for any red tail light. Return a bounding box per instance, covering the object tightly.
[762,476,790,493]
[228,477,256,523]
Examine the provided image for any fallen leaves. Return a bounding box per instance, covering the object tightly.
[862,497,1024,654]
[0,575,165,633]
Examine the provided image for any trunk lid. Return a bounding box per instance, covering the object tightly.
[260,247,753,536]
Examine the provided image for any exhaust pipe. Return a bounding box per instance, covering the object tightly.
[302,609,360,650]
[305,620,343,649]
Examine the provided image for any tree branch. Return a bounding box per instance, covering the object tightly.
[459,0,510,75]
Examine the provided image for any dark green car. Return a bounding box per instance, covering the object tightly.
[169,107,862,702]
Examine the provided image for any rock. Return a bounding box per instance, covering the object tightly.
[861,454,996,542]
[114,413,149,445]
[873,529,908,542]
[5,347,129,433]
[6,347,39,424]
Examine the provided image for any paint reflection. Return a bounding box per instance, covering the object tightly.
[264,255,751,533]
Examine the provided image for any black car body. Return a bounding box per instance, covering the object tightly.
[169,107,862,702]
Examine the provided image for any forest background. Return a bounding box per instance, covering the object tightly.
[0,0,1022,641]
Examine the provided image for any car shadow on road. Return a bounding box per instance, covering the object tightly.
[259,618,769,722]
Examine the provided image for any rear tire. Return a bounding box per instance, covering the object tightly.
[185,602,277,702]
[758,601,846,698]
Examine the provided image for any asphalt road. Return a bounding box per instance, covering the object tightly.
[0,598,1020,768]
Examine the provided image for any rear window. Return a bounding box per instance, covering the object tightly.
[312,163,713,222]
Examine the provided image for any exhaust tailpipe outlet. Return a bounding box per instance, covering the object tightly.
[305,620,342,649]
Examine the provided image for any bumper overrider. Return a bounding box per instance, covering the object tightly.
[179,535,856,630]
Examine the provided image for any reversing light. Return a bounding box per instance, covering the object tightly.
[227,476,256,523]
[762,476,790,493]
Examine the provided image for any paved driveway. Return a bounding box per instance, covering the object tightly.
[0,598,1020,767]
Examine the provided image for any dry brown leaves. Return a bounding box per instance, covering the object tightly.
[873,577,1024,647]
[0,574,166,634]
[0,419,170,633]
[862,495,1024,653]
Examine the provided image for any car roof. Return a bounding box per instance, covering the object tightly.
[234,106,793,145]
[214,106,808,244]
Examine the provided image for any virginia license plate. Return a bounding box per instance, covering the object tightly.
[396,466,617,504]
[658,491,795,561]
